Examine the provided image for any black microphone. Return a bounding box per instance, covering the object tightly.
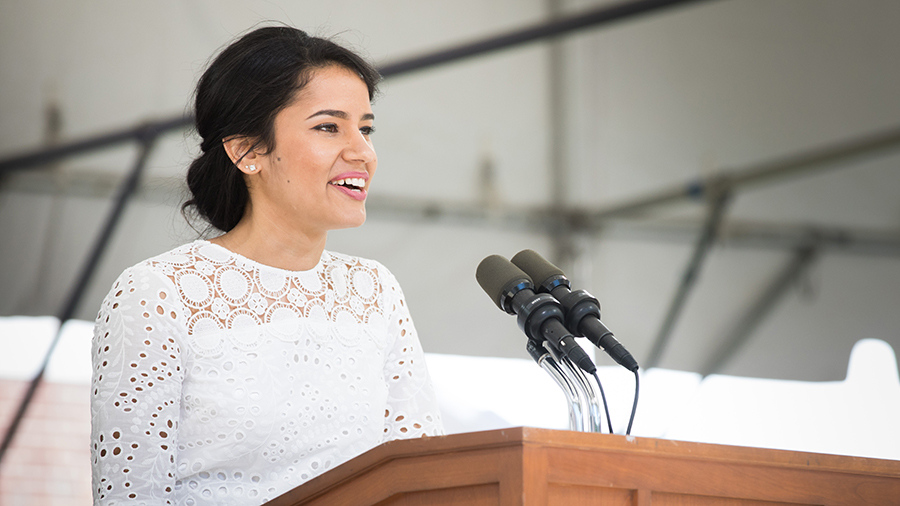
[511,249,639,372]
[476,255,596,374]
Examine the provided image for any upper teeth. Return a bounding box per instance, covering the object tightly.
[331,177,365,189]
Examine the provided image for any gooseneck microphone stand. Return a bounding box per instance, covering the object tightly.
[527,341,585,432]
[527,340,605,433]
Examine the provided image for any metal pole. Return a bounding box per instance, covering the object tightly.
[699,240,820,376]
[644,183,732,368]
[583,126,900,225]
[0,128,160,466]
[378,0,713,77]
[546,0,576,270]
[0,115,189,176]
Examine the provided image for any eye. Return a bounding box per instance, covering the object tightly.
[313,123,338,133]
[360,126,375,136]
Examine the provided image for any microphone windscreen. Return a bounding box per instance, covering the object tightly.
[476,255,532,310]
[511,249,565,287]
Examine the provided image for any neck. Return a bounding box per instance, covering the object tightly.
[210,205,327,272]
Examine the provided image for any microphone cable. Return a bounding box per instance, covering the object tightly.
[626,369,640,436]
[590,371,614,434]
[591,368,640,435]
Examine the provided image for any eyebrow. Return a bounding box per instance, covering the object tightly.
[306,109,375,121]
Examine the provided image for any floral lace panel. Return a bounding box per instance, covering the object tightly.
[151,242,390,355]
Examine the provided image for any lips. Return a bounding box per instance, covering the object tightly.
[329,173,369,201]
[329,177,366,190]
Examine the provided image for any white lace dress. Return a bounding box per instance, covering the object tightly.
[90,240,443,506]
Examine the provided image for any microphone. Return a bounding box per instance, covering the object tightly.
[510,249,639,372]
[476,255,597,374]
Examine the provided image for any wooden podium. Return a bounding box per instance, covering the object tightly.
[267,427,900,506]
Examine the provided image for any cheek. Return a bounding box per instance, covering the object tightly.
[275,153,321,184]
[368,147,378,175]
[298,146,338,175]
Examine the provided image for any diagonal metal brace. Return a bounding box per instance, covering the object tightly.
[644,179,732,368]
[0,126,161,467]
[699,238,820,377]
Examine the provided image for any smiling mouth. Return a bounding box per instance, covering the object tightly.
[329,177,366,192]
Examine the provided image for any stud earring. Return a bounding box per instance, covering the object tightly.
[245,165,257,172]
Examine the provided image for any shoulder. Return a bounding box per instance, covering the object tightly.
[117,241,204,276]
[99,241,207,308]
[94,244,200,343]
[142,240,219,272]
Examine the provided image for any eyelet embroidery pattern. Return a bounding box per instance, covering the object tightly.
[91,241,443,506]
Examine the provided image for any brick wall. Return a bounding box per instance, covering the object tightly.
[0,379,92,506]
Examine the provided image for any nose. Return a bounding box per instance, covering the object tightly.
[343,130,377,165]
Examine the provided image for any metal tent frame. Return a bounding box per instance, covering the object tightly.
[2,0,900,468]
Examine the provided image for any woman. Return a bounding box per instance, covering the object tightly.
[90,26,443,505]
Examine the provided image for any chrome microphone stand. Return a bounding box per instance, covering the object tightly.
[561,355,604,433]
[527,340,604,433]
[527,340,584,431]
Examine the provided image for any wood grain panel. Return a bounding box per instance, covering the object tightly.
[268,428,900,506]
[547,484,634,506]
[542,439,900,505]
[652,492,809,506]
[374,483,499,506]
[270,447,517,506]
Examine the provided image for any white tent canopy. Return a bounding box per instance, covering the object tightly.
[1,0,899,391]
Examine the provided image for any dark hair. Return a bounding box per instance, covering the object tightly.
[182,26,381,232]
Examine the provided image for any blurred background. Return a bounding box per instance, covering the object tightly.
[1,0,899,503]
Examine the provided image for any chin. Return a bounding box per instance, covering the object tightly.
[333,211,367,230]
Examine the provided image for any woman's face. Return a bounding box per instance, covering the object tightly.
[252,64,377,237]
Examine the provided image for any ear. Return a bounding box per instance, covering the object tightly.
[222,136,262,174]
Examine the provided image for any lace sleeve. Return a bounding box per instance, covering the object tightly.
[378,266,444,442]
[91,264,186,505]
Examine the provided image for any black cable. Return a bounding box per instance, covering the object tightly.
[626,369,640,435]
[592,371,614,434]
